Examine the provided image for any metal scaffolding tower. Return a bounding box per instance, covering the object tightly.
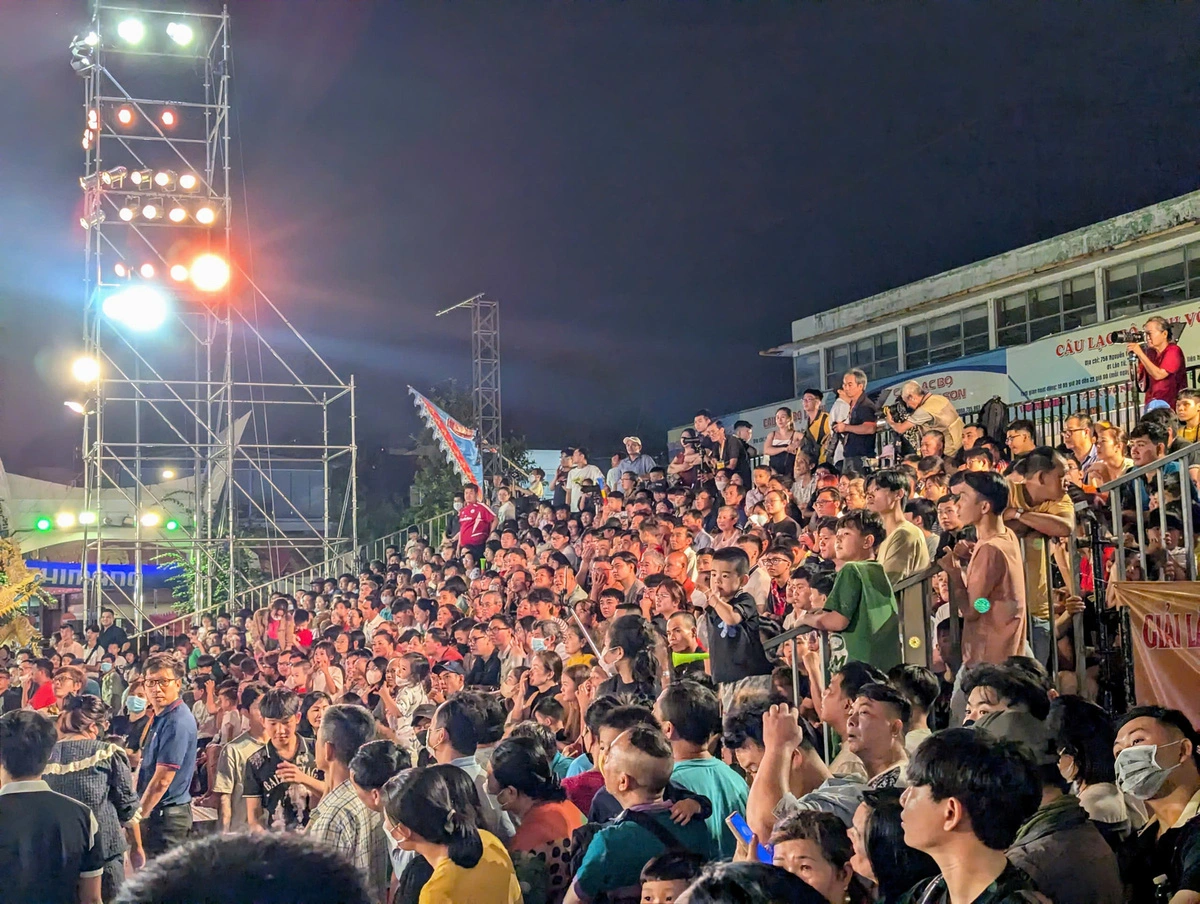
[436,294,502,486]
[70,2,357,632]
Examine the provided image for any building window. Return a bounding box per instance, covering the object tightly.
[824,331,899,385]
[996,274,1097,348]
[792,352,821,395]
[1105,244,1200,320]
[903,303,989,369]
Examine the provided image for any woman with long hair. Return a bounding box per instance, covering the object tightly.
[766,406,800,476]
[597,614,661,702]
[849,788,939,904]
[110,678,153,772]
[383,764,521,904]
[487,736,585,903]
[44,694,139,901]
[297,691,332,741]
[791,450,818,514]
[558,662,592,743]
[508,650,562,726]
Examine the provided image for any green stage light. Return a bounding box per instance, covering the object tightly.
[35,517,52,532]
[165,519,180,531]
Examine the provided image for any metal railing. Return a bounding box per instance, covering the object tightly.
[127,508,453,645]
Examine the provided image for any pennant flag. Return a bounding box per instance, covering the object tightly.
[409,387,483,487]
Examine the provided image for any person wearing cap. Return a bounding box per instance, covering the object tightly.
[615,436,656,480]
[430,660,466,704]
[978,709,1123,904]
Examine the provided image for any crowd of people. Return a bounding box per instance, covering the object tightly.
[2,318,1199,904]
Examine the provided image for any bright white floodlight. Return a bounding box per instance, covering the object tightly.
[117,18,145,44]
[102,285,168,332]
[167,22,194,45]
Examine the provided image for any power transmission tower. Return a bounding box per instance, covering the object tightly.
[436,294,502,487]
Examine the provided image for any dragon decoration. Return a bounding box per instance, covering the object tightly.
[0,538,46,649]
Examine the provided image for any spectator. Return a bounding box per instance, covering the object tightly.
[135,653,197,857]
[639,851,706,904]
[845,683,910,789]
[44,695,138,901]
[117,830,373,904]
[937,470,1027,725]
[428,695,515,842]
[1086,422,1132,486]
[654,681,749,859]
[960,663,1050,725]
[1131,315,1187,409]
[27,658,57,711]
[793,511,902,673]
[244,687,322,832]
[904,498,941,563]
[617,436,657,479]
[457,483,496,559]
[984,710,1123,904]
[598,614,663,701]
[867,470,931,584]
[0,709,104,904]
[886,381,965,456]
[487,735,585,901]
[307,704,387,901]
[769,810,872,904]
[212,684,267,833]
[1005,420,1037,460]
[1176,387,1200,444]
[849,788,938,904]
[465,624,502,688]
[566,448,604,512]
[675,861,826,904]
[97,609,127,654]
[888,664,940,754]
[697,548,773,707]
[561,696,624,815]
[383,764,522,904]
[1007,448,1074,665]
[1062,414,1098,472]
[736,701,867,839]
[831,370,878,472]
[0,669,20,714]
[565,725,720,904]
[1114,705,1200,901]
[897,728,1044,902]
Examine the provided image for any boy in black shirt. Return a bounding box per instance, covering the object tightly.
[243,688,323,831]
[699,547,773,709]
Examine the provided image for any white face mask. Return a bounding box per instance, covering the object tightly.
[453,501,464,512]
[748,513,768,527]
[366,669,382,685]
[1115,740,1184,800]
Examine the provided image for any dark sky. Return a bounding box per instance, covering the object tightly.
[3,1,1199,475]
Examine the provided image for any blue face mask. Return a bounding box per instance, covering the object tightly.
[126,695,147,713]
[530,637,546,652]
[100,662,112,673]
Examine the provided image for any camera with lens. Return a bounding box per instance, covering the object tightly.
[1107,328,1146,344]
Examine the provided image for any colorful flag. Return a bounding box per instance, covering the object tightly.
[408,387,483,487]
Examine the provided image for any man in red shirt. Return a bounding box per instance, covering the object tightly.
[1131,315,1186,410]
[455,483,495,560]
[26,658,57,710]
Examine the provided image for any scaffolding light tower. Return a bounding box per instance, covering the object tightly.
[71,1,358,636]
[436,294,502,487]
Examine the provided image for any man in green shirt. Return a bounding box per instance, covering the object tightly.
[793,510,902,673]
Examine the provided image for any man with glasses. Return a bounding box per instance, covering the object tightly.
[1062,415,1098,473]
[487,616,522,683]
[465,627,501,689]
[1130,315,1187,410]
[135,652,198,859]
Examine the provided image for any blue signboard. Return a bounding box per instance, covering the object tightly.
[26,560,183,591]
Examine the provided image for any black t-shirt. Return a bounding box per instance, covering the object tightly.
[1127,813,1200,900]
[765,517,801,542]
[242,737,322,831]
[724,435,753,485]
[703,591,773,685]
[843,395,878,459]
[97,625,128,651]
[0,687,22,714]
[0,785,105,904]
[597,675,660,704]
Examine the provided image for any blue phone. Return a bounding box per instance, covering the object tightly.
[726,811,774,863]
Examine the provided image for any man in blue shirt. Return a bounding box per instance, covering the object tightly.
[134,653,197,862]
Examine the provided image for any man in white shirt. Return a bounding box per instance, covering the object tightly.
[428,697,514,841]
[565,447,603,512]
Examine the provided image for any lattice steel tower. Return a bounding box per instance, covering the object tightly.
[436,294,502,486]
[70,2,357,631]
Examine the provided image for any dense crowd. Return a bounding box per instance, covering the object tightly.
[2,318,1199,904]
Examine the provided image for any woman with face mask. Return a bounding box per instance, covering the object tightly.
[111,678,153,772]
[383,764,521,904]
[486,736,584,903]
[44,695,139,901]
[1048,695,1146,845]
[596,614,662,702]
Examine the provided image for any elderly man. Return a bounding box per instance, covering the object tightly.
[885,380,964,457]
[832,369,878,472]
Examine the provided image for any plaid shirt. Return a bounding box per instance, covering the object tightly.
[306,780,387,901]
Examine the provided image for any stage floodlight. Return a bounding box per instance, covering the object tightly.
[153,170,176,189]
[64,401,87,416]
[35,517,52,532]
[87,108,98,130]
[101,166,128,187]
[140,512,161,528]
[117,106,134,126]
[78,511,97,526]
[102,285,168,332]
[165,518,180,531]
[84,32,98,46]
[114,262,129,278]
[169,264,189,282]
[55,512,76,530]
[131,168,153,187]
[79,173,100,192]
[190,253,230,292]
[195,205,216,225]
[139,263,156,279]
[166,21,194,45]
[168,206,187,223]
[160,109,177,127]
[142,203,159,220]
[72,355,100,383]
[178,173,198,191]
[82,130,91,150]
[70,35,96,74]
[79,209,105,230]
[117,18,145,44]
[161,468,176,480]
[118,204,136,222]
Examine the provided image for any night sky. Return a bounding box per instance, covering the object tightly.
[3,1,1199,476]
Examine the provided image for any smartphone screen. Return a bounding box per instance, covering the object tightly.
[724,811,774,863]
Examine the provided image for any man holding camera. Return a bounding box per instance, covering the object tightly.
[1129,315,1186,410]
